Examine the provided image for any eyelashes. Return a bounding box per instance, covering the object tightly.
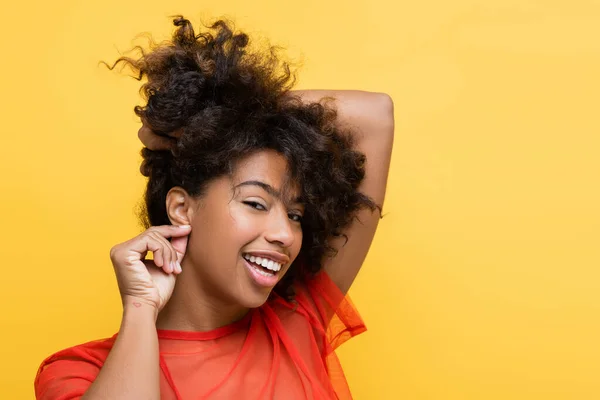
[288,213,303,222]
[243,200,266,211]
[243,201,303,222]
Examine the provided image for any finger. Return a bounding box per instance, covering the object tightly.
[145,225,191,272]
[138,119,176,151]
[149,232,175,274]
[145,236,166,268]
[160,233,179,274]
[168,238,181,274]
[164,234,179,274]
[171,233,189,267]
[160,233,180,274]
[142,259,173,277]
[124,231,165,264]
[147,224,192,240]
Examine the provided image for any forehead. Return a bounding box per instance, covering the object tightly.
[231,150,301,198]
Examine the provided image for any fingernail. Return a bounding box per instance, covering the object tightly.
[177,261,182,273]
[170,262,176,273]
[179,225,191,229]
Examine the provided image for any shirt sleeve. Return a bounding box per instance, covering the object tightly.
[294,270,367,351]
[34,339,112,400]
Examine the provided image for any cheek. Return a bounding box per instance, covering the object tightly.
[227,206,263,244]
[196,203,257,242]
[186,205,238,258]
[187,207,260,267]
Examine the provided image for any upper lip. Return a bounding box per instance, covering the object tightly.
[243,250,290,265]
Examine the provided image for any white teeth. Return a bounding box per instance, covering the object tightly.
[267,261,281,272]
[254,266,274,276]
[243,254,283,272]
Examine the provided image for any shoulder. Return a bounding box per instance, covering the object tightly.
[34,336,116,399]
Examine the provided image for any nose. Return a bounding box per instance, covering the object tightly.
[264,208,295,248]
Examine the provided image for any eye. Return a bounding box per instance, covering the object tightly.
[288,212,303,223]
[243,201,266,211]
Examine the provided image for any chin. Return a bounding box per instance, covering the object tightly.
[237,287,273,309]
[235,257,287,308]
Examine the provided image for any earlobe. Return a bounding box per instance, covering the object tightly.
[166,187,193,226]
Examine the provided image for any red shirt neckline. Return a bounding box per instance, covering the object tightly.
[156,309,254,341]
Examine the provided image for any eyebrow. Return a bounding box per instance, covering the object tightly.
[234,180,303,205]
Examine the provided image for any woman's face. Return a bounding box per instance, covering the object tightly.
[183,150,304,308]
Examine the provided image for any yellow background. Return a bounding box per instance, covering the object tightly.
[1,0,599,399]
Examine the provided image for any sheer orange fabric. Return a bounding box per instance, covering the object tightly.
[35,271,366,399]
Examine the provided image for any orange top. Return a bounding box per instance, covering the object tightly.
[35,271,366,399]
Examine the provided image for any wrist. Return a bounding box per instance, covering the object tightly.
[122,296,159,321]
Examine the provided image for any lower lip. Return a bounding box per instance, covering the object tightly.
[243,258,280,288]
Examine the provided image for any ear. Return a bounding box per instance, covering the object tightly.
[165,187,196,226]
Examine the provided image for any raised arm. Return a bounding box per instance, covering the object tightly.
[293,90,395,294]
[136,90,395,295]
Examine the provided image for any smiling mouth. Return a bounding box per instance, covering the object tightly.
[242,253,282,276]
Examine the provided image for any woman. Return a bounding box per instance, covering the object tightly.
[35,16,394,400]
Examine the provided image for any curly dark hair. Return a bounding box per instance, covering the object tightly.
[106,16,379,299]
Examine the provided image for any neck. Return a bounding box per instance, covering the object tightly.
[156,263,249,332]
